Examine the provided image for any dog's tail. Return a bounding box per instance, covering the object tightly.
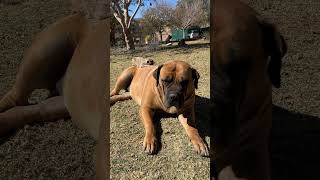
[259,20,287,88]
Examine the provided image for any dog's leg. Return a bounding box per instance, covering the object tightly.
[110,92,132,106]
[110,66,136,96]
[139,107,157,154]
[178,108,209,156]
[48,88,60,98]
[0,15,86,112]
[0,96,69,136]
[0,90,18,113]
[0,86,32,113]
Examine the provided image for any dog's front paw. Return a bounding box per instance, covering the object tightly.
[143,134,157,155]
[191,137,209,157]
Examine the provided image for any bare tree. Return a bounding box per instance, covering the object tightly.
[175,0,209,25]
[164,0,206,46]
[141,1,174,42]
[111,0,145,50]
[173,0,205,30]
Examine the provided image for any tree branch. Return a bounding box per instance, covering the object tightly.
[126,0,132,7]
[128,0,142,28]
[112,1,126,27]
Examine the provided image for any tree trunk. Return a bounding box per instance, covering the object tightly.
[123,27,135,50]
[158,30,163,42]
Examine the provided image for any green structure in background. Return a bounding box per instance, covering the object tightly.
[171,26,209,42]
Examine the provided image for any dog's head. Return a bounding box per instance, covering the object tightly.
[153,60,199,110]
[211,18,287,146]
[211,1,288,178]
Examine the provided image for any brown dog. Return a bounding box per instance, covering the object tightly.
[111,60,209,156]
[211,0,287,179]
[0,13,109,179]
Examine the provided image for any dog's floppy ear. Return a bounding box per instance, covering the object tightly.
[153,65,163,86]
[192,68,200,89]
[260,21,287,88]
[268,33,287,88]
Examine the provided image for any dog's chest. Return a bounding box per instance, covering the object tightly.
[129,67,155,106]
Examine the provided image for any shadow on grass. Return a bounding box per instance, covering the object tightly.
[194,95,212,138]
[209,105,320,179]
[270,106,320,180]
[111,42,210,56]
[161,42,210,52]
[153,95,212,154]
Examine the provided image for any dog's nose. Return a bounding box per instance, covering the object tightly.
[169,94,177,101]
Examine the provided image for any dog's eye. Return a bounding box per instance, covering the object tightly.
[180,80,189,86]
[162,78,172,84]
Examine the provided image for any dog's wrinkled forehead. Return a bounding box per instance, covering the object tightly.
[160,61,191,78]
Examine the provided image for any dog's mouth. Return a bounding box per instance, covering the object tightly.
[164,93,184,110]
[167,106,178,114]
[165,102,180,109]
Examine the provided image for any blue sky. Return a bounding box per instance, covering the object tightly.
[129,0,177,19]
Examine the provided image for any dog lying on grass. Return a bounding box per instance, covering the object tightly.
[110,60,209,156]
[0,13,109,179]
